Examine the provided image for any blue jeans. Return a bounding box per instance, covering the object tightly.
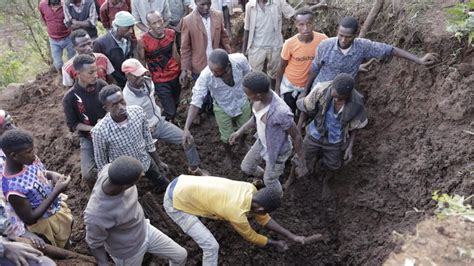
[49,36,75,70]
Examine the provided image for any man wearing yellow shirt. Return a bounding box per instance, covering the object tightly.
[163,175,319,265]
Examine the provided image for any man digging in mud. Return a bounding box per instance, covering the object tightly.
[85,156,187,266]
[285,74,367,197]
[163,175,323,265]
[183,49,252,167]
[298,16,439,130]
[62,54,108,189]
[230,72,307,198]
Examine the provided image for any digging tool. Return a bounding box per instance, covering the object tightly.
[141,192,182,236]
[15,236,96,264]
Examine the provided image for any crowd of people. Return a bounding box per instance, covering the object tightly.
[0,0,440,265]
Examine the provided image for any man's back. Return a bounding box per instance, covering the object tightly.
[84,164,146,258]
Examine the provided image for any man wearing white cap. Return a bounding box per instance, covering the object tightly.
[121,58,210,176]
[93,11,136,87]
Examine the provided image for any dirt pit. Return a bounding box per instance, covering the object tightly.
[1,1,473,265]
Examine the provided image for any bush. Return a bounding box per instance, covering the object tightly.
[446,1,474,46]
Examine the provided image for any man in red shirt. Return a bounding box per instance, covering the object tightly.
[62,29,115,86]
[137,11,181,122]
[39,0,76,72]
[99,0,131,29]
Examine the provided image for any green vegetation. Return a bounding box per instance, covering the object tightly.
[446,1,474,46]
[432,191,474,222]
[0,0,50,87]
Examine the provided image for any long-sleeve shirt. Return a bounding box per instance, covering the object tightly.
[91,106,156,171]
[190,53,251,117]
[84,164,147,259]
[171,175,271,246]
[62,80,107,138]
[38,0,71,40]
[131,0,170,26]
[310,37,394,83]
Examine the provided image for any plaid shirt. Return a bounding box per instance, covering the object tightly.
[91,106,156,171]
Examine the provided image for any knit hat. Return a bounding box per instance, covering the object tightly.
[122,59,148,77]
[113,11,135,27]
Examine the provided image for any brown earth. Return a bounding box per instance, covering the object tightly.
[0,1,473,265]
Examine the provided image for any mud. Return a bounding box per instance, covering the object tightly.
[0,1,473,265]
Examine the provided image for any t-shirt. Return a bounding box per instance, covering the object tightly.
[62,79,108,138]
[84,164,146,259]
[172,175,271,246]
[2,158,60,219]
[62,52,114,86]
[142,29,180,83]
[281,32,328,87]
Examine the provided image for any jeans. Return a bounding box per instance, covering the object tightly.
[79,137,97,183]
[303,134,343,170]
[111,219,187,266]
[163,187,219,266]
[152,119,200,167]
[240,138,292,197]
[49,36,75,70]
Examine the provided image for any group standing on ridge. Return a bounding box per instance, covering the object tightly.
[0,0,440,264]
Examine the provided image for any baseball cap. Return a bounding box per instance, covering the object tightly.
[122,59,149,77]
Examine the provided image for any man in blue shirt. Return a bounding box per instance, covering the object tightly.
[304,16,439,94]
[285,74,367,192]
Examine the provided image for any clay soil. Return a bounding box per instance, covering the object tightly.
[1,2,473,265]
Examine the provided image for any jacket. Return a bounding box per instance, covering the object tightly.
[93,31,135,87]
[180,9,231,74]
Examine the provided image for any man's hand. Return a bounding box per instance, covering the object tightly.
[228,131,242,145]
[3,241,43,266]
[343,146,353,163]
[182,129,194,146]
[291,235,305,245]
[419,53,440,66]
[274,240,289,252]
[159,161,169,175]
[53,175,71,193]
[179,70,190,87]
[358,58,377,72]
[292,154,308,178]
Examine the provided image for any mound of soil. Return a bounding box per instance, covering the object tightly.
[0,1,472,265]
[385,216,474,266]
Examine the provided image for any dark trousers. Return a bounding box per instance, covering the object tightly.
[192,73,213,115]
[283,92,300,114]
[155,77,181,121]
[146,159,170,191]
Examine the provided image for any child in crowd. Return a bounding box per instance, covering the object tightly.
[0,129,72,248]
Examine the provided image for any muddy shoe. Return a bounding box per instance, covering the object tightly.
[188,167,210,176]
[251,178,265,189]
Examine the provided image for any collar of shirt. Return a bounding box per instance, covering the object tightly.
[74,81,97,93]
[332,38,357,56]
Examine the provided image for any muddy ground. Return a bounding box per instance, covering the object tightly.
[0,1,473,265]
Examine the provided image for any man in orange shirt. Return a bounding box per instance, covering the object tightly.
[275,7,328,113]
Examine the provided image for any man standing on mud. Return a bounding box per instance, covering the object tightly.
[92,85,171,191]
[163,175,322,265]
[62,29,115,86]
[93,11,136,87]
[183,49,252,167]
[285,74,367,193]
[242,0,295,89]
[63,0,99,39]
[137,11,181,122]
[62,54,108,189]
[39,0,76,73]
